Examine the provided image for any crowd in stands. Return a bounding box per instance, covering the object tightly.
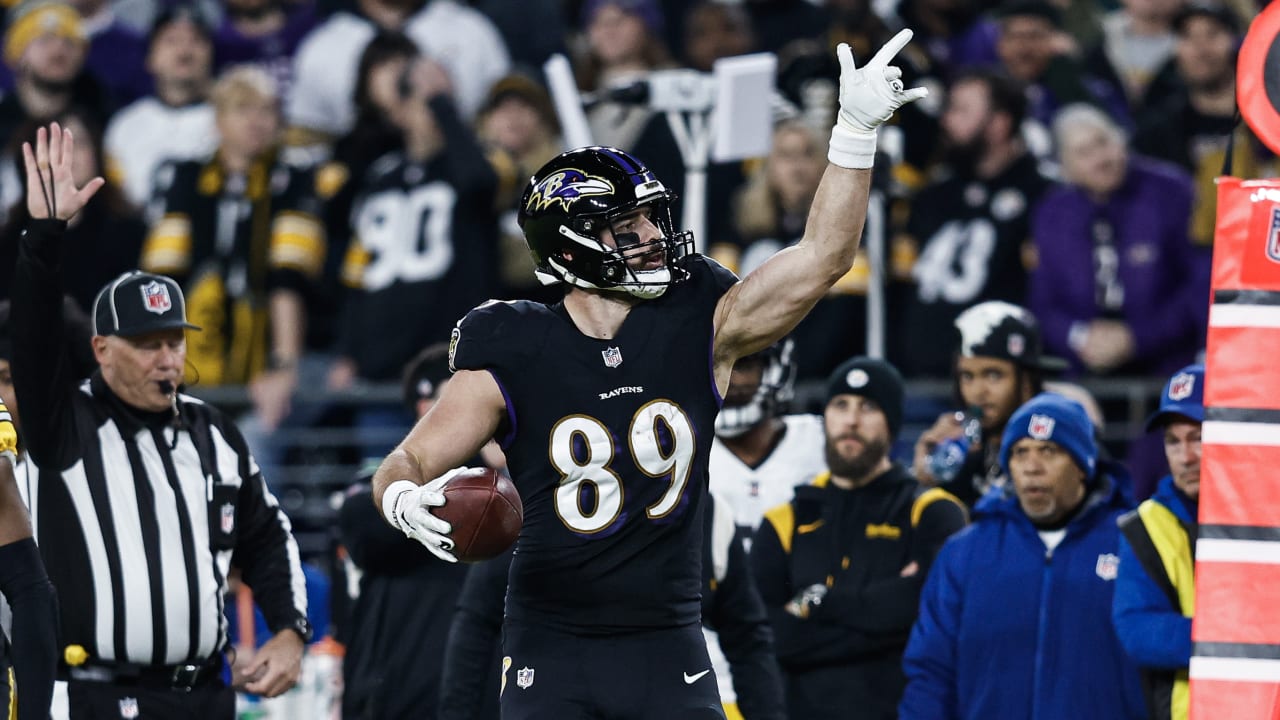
[0,0,1259,716]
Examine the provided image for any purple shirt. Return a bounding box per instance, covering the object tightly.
[213,5,317,100]
[1029,156,1206,377]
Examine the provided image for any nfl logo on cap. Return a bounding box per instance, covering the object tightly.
[140,281,172,315]
[1168,371,1196,401]
[1029,414,1055,440]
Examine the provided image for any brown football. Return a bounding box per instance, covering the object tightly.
[434,467,523,562]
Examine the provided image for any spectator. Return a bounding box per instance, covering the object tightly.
[475,73,563,302]
[330,53,500,457]
[1135,3,1273,250]
[1085,0,1182,107]
[1113,364,1203,720]
[576,0,676,151]
[0,398,58,720]
[901,392,1144,719]
[897,69,1053,378]
[286,0,509,146]
[141,67,324,433]
[1030,104,1203,377]
[753,356,968,719]
[995,0,1130,131]
[213,0,317,100]
[682,1,754,72]
[913,300,1066,508]
[105,7,218,210]
[67,0,149,105]
[13,122,309,719]
[720,119,891,381]
[0,0,110,223]
[0,109,146,313]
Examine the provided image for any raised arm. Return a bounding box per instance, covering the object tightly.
[12,123,104,469]
[712,31,927,373]
[371,368,508,562]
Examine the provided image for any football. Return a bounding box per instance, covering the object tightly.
[434,467,523,562]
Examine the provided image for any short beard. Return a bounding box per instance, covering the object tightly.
[28,72,75,95]
[943,133,987,174]
[825,435,890,483]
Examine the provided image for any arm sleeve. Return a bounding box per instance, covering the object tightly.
[438,551,511,720]
[224,421,308,635]
[707,532,786,720]
[0,537,58,720]
[898,540,964,720]
[11,219,83,471]
[1112,533,1192,669]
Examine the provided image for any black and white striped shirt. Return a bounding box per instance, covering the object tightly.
[12,220,308,668]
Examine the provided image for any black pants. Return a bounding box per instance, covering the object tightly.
[67,679,234,720]
[500,623,725,720]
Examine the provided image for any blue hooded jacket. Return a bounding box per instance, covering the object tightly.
[899,462,1146,720]
[1112,475,1198,669]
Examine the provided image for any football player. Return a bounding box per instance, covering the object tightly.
[711,338,827,538]
[374,32,927,719]
[0,395,58,720]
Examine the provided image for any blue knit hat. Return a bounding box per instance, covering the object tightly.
[999,393,1098,476]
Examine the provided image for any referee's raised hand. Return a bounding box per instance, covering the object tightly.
[21,121,105,222]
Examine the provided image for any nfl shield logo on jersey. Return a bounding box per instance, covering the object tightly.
[1095,553,1119,581]
[1168,372,1196,401]
[119,697,140,719]
[139,281,172,315]
[602,347,623,368]
[517,666,535,689]
[1028,414,1055,440]
[1268,206,1280,263]
[220,503,235,534]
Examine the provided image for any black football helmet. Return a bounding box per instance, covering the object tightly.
[715,338,798,438]
[518,146,694,299]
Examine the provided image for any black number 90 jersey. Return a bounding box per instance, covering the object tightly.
[450,256,738,633]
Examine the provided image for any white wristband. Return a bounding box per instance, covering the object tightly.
[382,480,419,530]
[828,123,878,169]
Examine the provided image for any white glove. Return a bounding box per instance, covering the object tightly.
[828,29,930,169]
[381,468,467,563]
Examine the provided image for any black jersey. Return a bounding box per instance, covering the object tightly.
[450,257,738,634]
[899,154,1052,377]
[340,149,500,380]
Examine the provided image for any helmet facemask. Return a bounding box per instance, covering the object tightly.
[539,195,694,300]
[715,339,798,438]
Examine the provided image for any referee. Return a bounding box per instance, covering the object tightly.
[11,124,310,718]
